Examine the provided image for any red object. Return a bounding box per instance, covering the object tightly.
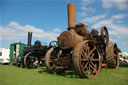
[13,55,16,59]
[102,64,107,67]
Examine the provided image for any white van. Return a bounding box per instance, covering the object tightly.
[0,48,10,64]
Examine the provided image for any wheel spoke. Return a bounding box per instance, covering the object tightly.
[90,64,95,70]
[49,60,52,63]
[89,47,96,57]
[81,62,84,68]
[83,62,88,70]
[81,59,87,61]
[87,64,91,75]
[81,49,85,57]
[90,64,96,73]
[90,61,96,69]
[81,48,88,59]
[86,44,90,56]
[93,65,97,73]
[84,45,88,56]
[90,53,95,58]
[92,59,100,61]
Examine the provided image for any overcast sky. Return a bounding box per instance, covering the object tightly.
[0,0,128,52]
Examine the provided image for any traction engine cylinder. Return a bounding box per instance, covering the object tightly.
[58,30,83,49]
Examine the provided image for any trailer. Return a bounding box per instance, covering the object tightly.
[0,48,10,64]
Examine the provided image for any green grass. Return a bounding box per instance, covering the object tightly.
[0,65,128,85]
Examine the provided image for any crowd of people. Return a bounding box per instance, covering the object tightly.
[119,52,128,64]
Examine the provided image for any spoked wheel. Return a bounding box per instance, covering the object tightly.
[49,41,57,47]
[100,26,109,45]
[24,52,39,69]
[73,40,102,79]
[106,42,119,68]
[45,47,62,74]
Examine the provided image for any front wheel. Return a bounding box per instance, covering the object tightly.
[24,52,39,69]
[45,48,55,73]
[45,47,63,74]
[73,40,102,79]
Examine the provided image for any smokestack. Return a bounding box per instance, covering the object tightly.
[27,32,32,47]
[68,3,75,28]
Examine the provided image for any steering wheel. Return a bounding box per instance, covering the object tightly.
[49,41,57,47]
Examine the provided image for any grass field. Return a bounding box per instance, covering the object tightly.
[0,65,128,85]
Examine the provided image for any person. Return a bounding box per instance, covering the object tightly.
[34,40,42,47]
[75,23,89,36]
[91,28,99,37]
[13,51,16,59]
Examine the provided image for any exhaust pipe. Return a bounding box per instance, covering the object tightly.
[68,3,75,28]
[27,32,32,47]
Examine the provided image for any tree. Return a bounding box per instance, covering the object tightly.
[117,48,122,53]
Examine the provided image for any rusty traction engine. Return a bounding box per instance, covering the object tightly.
[45,3,119,78]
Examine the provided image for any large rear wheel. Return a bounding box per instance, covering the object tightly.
[106,42,119,68]
[73,40,102,79]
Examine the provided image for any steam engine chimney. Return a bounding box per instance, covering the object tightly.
[58,3,83,49]
[68,3,75,28]
[27,32,32,47]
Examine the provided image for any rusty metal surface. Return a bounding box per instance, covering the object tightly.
[45,47,72,74]
[44,3,119,79]
[106,42,119,68]
[58,31,83,49]
[52,58,71,66]
[72,40,102,78]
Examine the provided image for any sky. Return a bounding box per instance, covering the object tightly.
[0,0,128,52]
